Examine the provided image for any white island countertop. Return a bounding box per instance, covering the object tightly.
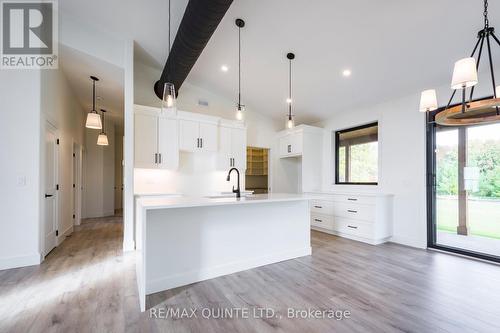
[136,193,311,210]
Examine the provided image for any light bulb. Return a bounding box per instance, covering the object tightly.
[286,118,294,129]
[286,98,292,104]
[166,94,174,107]
[236,108,243,120]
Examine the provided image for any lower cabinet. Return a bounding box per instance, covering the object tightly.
[309,193,393,245]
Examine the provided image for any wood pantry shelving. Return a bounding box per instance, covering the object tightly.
[246,147,269,194]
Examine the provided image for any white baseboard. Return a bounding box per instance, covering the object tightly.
[123,240,135,252]
[390,235,426,249]
[146,247,312,295]
[311,226,390,245]
[0,253,41,271]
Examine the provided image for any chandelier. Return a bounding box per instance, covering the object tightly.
[419,0,500,126]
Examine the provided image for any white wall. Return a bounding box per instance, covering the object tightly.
[41,68,87,240]
[133,61,280,195]
[83,123,116,218]
[0,71,42,270]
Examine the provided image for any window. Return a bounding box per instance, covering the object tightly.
[335,122,378,185]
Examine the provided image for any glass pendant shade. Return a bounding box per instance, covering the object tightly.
[162,82,176,110]
[419,89,438,112]
[236,105,244,121]
[97,133,109,146]
[451,57,478,90]
[86,112,102,129]
[286,115,295,129]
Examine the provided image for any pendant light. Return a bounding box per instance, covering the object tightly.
[85,76,102,129]
[97,109,109,146]
[162,0,176,114]
[419,0,500,126]
[235,18,245,121]
[286,52,295,129]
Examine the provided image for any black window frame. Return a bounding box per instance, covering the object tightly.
[334,121,379,186]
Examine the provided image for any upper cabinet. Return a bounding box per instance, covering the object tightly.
[134,105,179,170]
[279,131,303,158]
[178,112,218,153]
[217,122,247,170]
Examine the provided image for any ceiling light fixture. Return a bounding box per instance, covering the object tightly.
[286,52,295,129]
[221,65,229,72]
[162,0,176,115]
[342,69,352,77]
[97,109,109,146]
[235,18,245,121]
[85,76,102,129]
[420,0,500,126]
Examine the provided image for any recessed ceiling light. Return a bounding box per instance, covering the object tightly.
[221,65,229,72]
[342,69,352,77]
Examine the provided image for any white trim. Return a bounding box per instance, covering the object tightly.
[390,235,426,249]
[312,226,390,245]
[0,253,41,271]
[145,247,311,295]
[123,240,135,252]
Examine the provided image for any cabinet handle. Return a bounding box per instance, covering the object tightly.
[287,144,291,153]
[231,158,234,167]
[347,210,358,213]
[196,138,200,148]
[347,225,358,229]
[347,198,358,201]
[200,138,203,148]
[158,153,162,164]
[314,205,322,208]
[314,219,322,222]
[155,153,158,164]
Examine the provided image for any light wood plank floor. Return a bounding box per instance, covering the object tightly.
[1,215,500,333]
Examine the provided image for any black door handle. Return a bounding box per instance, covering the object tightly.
[45,194,53,198]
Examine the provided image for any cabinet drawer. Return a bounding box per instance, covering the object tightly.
[310,214,334,230]
[330,194,376,205]
[336,218,374,239]
[310,200,334,215]
[332,202,375,222]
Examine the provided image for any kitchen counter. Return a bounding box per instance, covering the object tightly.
[135,193,311,311]
[137,193,310,210]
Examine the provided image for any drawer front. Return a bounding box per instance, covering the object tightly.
[310,213,334,230]
[332,202,375,222]
[330,194,376,206]
[310,200,334,215]
[336,218,374,239]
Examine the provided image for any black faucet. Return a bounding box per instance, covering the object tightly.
[226,167,241,198]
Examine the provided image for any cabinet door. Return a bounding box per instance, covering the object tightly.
[158,117,179,170]
[217,126,232,169]
[134,113,158,168]
[179,119,199,152]
[199,122,218,152]
[291,132,303,155]
[231,128,247,170]
[279,135,291,157]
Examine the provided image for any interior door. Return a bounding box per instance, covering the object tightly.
[134,113,158,168]
[179,119,199,152]
[231,128,247,170]
[44,123,58,256]
[199,122,218,152]
[158,117,179,169]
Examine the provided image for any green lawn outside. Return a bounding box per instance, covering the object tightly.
[437,196,500,239]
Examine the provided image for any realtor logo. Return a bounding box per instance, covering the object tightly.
[1,0,58,69]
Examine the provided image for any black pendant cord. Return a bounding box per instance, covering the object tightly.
[238,24,241,108]
[288,57,292,119]
[100,110,106,134]
[92,79,96,112]
[168,0,171,55]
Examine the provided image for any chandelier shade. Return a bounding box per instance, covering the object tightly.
[86,112,102,129]
[451,57,478,90]
[419,89,438,112]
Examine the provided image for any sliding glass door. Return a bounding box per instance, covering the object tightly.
[428,120,500,262]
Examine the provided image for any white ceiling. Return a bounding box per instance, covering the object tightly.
[60,0,500,124]
[59,45,124,128]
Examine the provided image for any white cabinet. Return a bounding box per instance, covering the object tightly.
[179,119,218,153]
[279,131,303,157]
[217,125,247,170]
[308,192,393,245]
[134,107,179,170]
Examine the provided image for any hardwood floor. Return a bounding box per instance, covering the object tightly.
[1,216,500,333]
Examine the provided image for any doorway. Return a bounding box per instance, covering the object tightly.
[43,121,59,256]
[428,118,500,261]
[246,147,270,194]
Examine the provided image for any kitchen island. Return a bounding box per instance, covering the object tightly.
[135,193,311,311]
